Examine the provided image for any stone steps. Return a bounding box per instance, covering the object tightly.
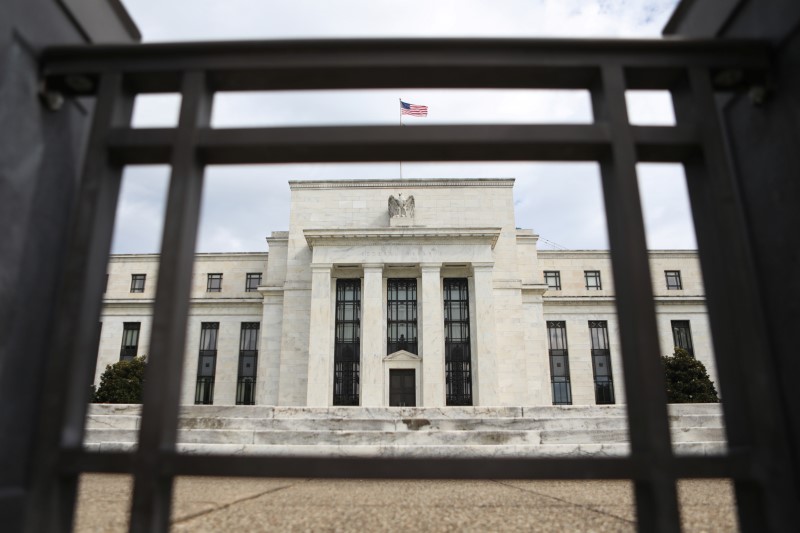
[84,404,726,457]
[84,441,727,457]
[85,414,724,432]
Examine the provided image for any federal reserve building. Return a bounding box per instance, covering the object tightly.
[95,178,715,409]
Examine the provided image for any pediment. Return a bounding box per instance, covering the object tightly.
[383,350,421,362]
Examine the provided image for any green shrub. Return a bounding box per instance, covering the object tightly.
[662,348,719,403]
[93,356,146,403]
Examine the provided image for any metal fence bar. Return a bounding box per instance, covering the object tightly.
[593,65,680,533]
[61,450,749,480]
[101,124,700,165]
[39,38,770,95]
[24,72,133,533]
[671,68,799,532]
[129,71,212,533]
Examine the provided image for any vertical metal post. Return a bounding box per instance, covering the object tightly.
[129,71,212,533]
[592,65,680,533]
[24,72,134,533]
[671,68,799,532]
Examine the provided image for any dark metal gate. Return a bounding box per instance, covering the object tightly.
[26,37,799,533]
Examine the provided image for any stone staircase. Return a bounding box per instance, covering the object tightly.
[85,404,726,457]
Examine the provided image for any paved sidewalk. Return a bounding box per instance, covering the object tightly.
[75,475,738,532]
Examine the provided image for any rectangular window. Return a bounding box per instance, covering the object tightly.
[130,274,146,293]
[333,279,360,405]
[195,322,219,404]
[547,321,572,405]
[665,270,682,290]
[245,273,262,292]
[589,321,615,404]
[236,322,259,405]
[444,278,472,406]
[120,322,140,361]
[104,274,109,293]
[207,273,223,292]
[671,320,694,356]
[387,278,418,355]
[584,270,602,290]
[544,271,561,290]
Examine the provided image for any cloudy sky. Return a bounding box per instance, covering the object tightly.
[113,0,694,254]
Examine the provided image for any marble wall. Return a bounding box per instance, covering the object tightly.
[96,179,716,408]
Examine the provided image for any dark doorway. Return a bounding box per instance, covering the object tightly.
[389,369,416,406]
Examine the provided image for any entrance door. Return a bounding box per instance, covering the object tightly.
[389,369,416,406]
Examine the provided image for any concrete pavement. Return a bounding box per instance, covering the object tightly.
[74,475,738,532]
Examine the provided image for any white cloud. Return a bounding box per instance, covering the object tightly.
[110,1,696,255]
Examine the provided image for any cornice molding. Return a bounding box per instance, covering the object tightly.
[304,227,502,249]
[289,178,515,190]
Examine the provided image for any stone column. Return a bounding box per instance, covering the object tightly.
[257,288,283,405]
[306,263,333,406]
[472,262,499,405]
[361,264,384,406]
[421,263,445,406]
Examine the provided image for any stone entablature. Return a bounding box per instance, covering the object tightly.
[304,227,502,249]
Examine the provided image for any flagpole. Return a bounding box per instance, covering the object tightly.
[399,98,403,179]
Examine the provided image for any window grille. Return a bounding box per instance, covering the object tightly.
[665,270,682,290]
[120,322,140,361]
[544,271,561,290]
[206,273,223,292]
[245,273,261,292]
[130,273,145,293]
[671,320,694,356]
[236,322,259,405]
[333,279,360,405]
[387,278,418,355]
[584,270,602,290]
[589,321,615,404]
[194,322,218,404]
[29,37,795,533]
[547,321,572,405]
[444,278,472,406]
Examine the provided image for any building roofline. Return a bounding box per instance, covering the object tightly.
[289,178,515,190]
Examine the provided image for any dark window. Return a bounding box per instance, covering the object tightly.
[333,279,360,405]
[104,274,109,293]
[671,320,694,356]
[387,278,418,355]
[195,322,219,404]
[236,322,259,405]
[665,270,682,290]
[245,273,262,292]
[444,278,472,406]
[207,273,223,292]
[589,321,615,404]
[584,271,602,290]
[120,322,140,361]
[547,321,572,405]
[544,271,561,290]
[130,274,146,293]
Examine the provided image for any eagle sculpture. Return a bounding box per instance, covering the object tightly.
[388,193,415,218]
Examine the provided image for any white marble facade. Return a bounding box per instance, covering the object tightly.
[96,179,717,407]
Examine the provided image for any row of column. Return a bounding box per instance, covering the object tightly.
[306,262,498,407]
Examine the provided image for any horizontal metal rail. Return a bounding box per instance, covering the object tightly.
[61,450,753,480]
[105,124,701,165]
[41,38,770,94]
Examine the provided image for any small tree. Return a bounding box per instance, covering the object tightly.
[662,348,719,403]
[93,356,146,403]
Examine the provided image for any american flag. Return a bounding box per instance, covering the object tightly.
[400,100,428,117]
